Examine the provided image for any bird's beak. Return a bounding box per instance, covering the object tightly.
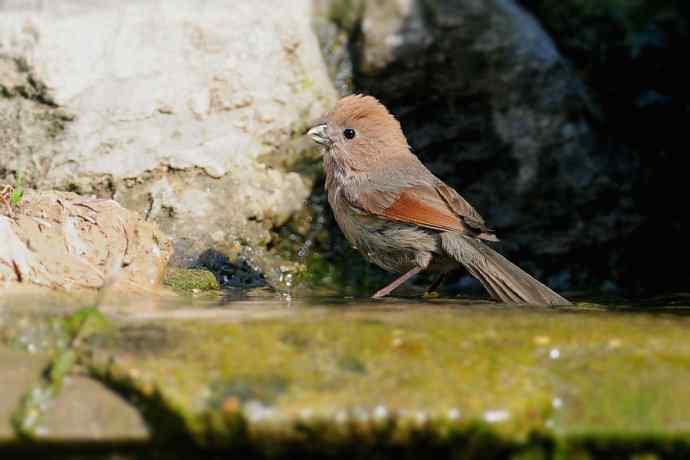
[308,124,331,146]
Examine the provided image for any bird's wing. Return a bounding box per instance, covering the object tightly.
[433,182,494,236]
[343,175,497,239]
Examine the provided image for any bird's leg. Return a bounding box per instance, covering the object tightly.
[372,266,423,299]
[426,273,446,294]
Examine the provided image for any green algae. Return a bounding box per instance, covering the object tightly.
[81,303,690,456]
[163,268,220,293]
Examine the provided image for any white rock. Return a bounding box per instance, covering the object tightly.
[0,0,337,264]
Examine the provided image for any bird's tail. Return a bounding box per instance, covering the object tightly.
[440,232,570,305]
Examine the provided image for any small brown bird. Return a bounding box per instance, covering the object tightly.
[308,94,570,305]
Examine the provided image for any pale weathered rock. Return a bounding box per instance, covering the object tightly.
[0,190,172,291]
[0,0,337,267]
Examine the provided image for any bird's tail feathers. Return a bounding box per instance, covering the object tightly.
[441,233,570,305]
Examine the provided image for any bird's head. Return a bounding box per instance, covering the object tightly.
[308,94,410,171]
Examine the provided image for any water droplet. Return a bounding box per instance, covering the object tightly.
[552,397,563,409]
[373,405,388,420]
[335,410,348,424]
[245,401,274,423]
[483,410,510,423]
[447,408,461,420]
[549,348,560,359]
[354,408,369,423]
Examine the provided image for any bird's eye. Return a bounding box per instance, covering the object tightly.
[343,128,356,140]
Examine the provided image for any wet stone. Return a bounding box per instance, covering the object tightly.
[80,300,690,454]
[2,289,690,456]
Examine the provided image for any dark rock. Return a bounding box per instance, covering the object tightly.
[518,0,690,293]
[312,0,684,294]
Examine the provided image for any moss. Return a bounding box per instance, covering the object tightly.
[327,0,365,33]
[163,268,220,293]
[7,173,24,207]
[337,354,368,374]
[81,306,690,455]
[208,375,290,407]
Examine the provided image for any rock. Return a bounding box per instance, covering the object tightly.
[0,302,148,443]
[37,375,149,442]
[519,0,690,294]
[82,300,690,454]
[0,190,171,291]
[0,347,50,442]
[0,0,337,271]
[2,288,690,455]
[313,0,635,292]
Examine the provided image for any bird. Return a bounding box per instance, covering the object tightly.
[307,94,570,305]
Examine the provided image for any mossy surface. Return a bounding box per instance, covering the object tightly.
[2,288,690,456]
[81,301,690,455]
[163,268,221,293]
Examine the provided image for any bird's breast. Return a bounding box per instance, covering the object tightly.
[328,184,442,273]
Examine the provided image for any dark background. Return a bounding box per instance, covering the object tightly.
[296,0,689,298]
[520,0,689,295]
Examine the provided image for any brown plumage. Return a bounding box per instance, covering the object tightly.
[308,94,570,305]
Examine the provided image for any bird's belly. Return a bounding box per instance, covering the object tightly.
[335,205,441,273]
